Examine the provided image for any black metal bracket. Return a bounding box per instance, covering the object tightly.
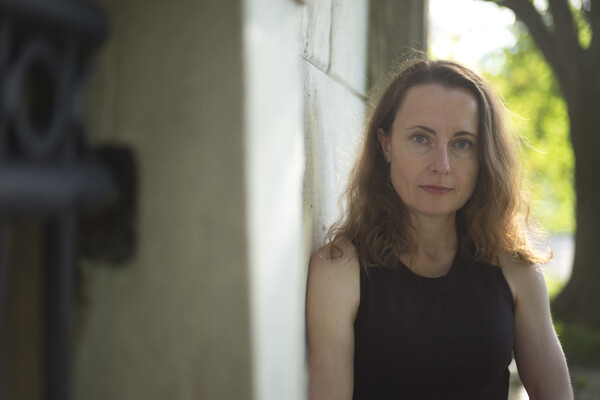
[79,144,137,265]
[0,1,113,399]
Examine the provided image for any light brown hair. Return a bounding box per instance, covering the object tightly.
[328,57,549,267]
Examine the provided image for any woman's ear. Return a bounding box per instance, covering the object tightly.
[377,128,391,163]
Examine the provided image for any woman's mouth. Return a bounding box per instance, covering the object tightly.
[420,185,453,195]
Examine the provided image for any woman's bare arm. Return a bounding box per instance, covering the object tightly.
[306,243,360,400]
[500,256,573,400]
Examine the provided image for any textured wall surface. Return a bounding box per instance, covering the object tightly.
[302,0,368,253]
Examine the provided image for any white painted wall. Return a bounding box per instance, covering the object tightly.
[243,0,369,398]
[243,0,306,399]
[302,0,368,251]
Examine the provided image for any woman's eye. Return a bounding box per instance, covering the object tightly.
[455,139,473,150]
[413,135,428,144]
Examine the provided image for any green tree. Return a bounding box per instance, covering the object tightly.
[484,27,574,233]
[480,0,600,328]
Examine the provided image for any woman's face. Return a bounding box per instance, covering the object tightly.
[377,83,480,222]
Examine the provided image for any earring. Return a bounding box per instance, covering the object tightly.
[386,172,394,191]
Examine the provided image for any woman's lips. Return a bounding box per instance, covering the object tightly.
[420,185,452,195]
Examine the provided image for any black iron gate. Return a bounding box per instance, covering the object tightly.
[0,1,110,399]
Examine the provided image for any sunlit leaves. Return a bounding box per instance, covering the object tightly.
[483,25,575,233]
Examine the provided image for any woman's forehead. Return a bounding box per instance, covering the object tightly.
[392,84,479,134]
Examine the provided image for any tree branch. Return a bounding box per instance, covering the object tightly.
[548,0,583,92]
[481,0,571,89]
[588,0,600,69]
[481,0,560,76]
[548,0,580,51]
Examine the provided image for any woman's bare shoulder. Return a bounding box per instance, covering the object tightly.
[497,253,546,305]
[310,241,360,271]
[307,241,361,312]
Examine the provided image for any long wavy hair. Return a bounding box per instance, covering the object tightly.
[328,57,549,268]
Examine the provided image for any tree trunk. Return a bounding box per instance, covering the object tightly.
[551,84,600,329]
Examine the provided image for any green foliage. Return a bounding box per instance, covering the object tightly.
[545,274,566,301]
[571,1,592,49]
[483,25,575,233]
[555,322,600,366]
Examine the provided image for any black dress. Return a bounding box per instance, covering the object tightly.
[353,250,515,400]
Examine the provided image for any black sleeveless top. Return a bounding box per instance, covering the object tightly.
[353,250,514,399]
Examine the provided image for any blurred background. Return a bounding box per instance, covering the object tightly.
[0,0,598,399]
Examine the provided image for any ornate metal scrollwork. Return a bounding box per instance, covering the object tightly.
[0,0,111,209]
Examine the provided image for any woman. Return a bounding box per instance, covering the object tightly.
[306,58,573,399]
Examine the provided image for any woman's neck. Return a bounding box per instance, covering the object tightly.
[401,213,458,277]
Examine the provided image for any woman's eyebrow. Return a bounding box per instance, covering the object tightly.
[454,131,478,138]
[408,125,478,138]
[407,125,436,134]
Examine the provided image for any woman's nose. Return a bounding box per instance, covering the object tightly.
[430,146,451,174]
